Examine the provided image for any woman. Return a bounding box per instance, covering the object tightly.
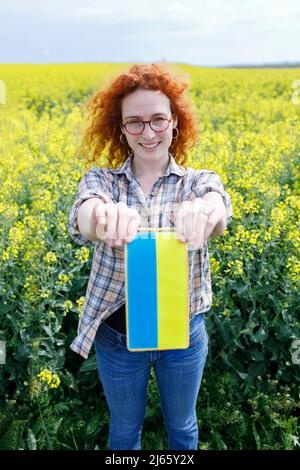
[68,63,233,450]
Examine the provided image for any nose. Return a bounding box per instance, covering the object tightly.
[141,122,157,139]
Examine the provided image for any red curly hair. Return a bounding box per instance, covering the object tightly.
[77,63,200,170]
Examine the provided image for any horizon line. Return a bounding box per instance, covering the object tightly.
[0,59,300,68]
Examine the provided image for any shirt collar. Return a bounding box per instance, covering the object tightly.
[110,152,187,181]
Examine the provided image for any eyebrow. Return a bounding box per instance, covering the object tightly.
[123,112,167,120]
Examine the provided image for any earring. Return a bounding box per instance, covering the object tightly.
[172,128,179,139]
[120,133,127,144]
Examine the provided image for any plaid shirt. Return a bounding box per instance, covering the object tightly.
[68,152,233,359]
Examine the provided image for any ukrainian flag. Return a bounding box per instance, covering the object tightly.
[124,229,190,351]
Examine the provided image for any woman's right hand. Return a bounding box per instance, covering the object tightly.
[94,201,141,248]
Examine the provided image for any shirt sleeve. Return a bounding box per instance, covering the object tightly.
[68,166,112,246]
[188,169,234,228]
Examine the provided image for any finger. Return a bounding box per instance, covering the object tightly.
[203,212,218,241]
[175,201,188,242]
[94,201,106,227]
[95,203,108,240]
[191,212,207,248]
[201,201,218,243]
[190,198,205,241]
[116,202,129,242]
[96,222,109,241]
[184,203,196,242]
[106,203,118,242]
[125,210,141,243]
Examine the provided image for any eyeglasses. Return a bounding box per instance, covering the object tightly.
[121,115,173,135]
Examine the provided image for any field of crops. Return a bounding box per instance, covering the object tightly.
[0,63,299,450]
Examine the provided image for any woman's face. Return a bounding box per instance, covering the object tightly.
[120,88,178,167]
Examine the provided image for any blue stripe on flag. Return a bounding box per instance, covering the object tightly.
[126,232,158,349]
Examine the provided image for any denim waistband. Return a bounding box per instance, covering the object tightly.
[98,312,205,348]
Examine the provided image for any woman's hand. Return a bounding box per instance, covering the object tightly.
[175,197,225,249]
[94,201,141,248]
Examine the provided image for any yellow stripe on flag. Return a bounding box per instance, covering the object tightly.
[155,232,189,349]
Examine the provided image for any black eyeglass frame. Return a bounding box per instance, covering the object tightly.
[120,115,174,135]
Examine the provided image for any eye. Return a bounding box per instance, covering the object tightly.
[127,119,141,124]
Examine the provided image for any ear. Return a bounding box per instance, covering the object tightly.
[172,115,178,128]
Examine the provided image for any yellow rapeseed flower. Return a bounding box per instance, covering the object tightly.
[63,300,73,313]
[74,246,90,264]
[37,368,60,389]
[76,296,85,318]
[209,256,221,275]
[57,273,71,285]
[43,251,57,264]
[224,259,244,277]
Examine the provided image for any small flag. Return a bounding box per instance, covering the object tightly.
[124,229,189,351]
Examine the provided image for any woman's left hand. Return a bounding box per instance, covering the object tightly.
[175,197,226,249]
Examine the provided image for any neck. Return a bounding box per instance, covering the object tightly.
[131,153,170,179]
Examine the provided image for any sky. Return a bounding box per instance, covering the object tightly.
[0,0,299,66]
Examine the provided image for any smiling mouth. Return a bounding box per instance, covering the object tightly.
[139,142,160,149]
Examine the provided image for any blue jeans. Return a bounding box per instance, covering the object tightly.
[94,312,208,450]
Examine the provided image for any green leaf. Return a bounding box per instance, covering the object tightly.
[41,324,53,338]
[236,370,248,380]
[252,421,261,450]
[86,416,100,436]
[252,326,268,343]
[0,304,15,314]
[214,431,228,450]
[54,348,65,369]
[78,356,97,373]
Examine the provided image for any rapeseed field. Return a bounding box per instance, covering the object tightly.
[0,63,299,450]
